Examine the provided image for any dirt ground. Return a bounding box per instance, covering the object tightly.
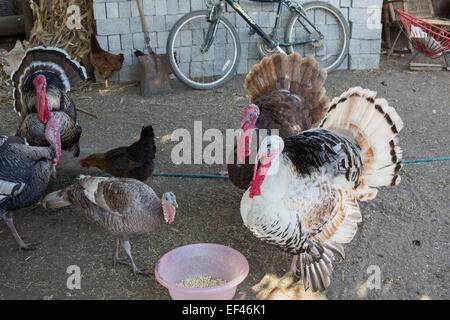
[0,55,448,300]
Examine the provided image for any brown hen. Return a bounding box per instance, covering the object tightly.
[90,33,124,88]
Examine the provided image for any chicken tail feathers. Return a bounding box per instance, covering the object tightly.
[41,188,73,209]
[298,240,344,292]
[12,46,87,116]
[244,53,329,124]
[319,87,403,200]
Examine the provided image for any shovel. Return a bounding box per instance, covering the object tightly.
[135,0,172,96]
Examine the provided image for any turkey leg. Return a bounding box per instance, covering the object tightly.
[2,212,38,250]
[113,237,131,267]
[118,236,149,277]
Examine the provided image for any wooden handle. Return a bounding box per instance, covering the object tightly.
[136,0,149,33]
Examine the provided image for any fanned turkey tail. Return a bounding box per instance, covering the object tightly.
[244,53,329,127]
[297,240,345,292]
[320,87,404,200]
[11,46,87,118]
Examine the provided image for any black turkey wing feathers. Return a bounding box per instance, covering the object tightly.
[283,130,342,176]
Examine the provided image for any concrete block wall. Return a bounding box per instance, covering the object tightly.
[93,0,383,82]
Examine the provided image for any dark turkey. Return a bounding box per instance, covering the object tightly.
[12,46,86,171]
[0,136,56,250]
[227,53,330,189]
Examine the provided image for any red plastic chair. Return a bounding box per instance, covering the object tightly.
[393,8,450,69]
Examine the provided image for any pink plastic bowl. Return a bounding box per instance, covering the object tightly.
[155,243,249,300]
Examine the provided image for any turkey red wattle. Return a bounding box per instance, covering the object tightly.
[162,203,176,224]
[33,75,51,124]
[44,114,63,165]
[237,105,259,163]
[249,154,273,199]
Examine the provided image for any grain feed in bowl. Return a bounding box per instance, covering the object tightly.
[177,276,227,288]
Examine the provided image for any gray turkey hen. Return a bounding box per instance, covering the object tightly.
[227,53,330,189]
[11,46,87,173]
[0,136,56,249]
[42,176,178,276]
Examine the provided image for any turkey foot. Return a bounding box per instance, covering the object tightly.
[120,237,149,278]
[3,214,38,250]
[113,238,131,268]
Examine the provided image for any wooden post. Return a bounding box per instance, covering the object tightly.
[0,15,25,36]
[20,0,34,40]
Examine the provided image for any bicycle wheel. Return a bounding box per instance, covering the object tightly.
[285,1,350,72]
[167,10,241,90]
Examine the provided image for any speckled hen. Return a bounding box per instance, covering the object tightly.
[42,176,178,276]
[0,136,55,249]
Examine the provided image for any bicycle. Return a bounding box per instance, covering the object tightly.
[167,0,350,90]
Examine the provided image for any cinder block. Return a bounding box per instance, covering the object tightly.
[349,38,361,54]
[238,28,251,43]
[157,31,170,48]
[146,15,165,32]
[166,0,179,14]
[131,0,142,17]
[166,14,183,30]
[121,34,133,50]
[336,55,349,70]
[349,7,381,24]
[191,0,204,11]
[179,47,192,63]
[351,0,382,8]
[143,0,155,15]
[106,2,119,19]
[108,35,121,51]
[155,0,167,15]
[240,0,261,11]
[223,12,236,26]
[180,30,192,46]
[349,53,380,69]
[130,16,143,33]
[96,35,109,51]
[340,0,351,7]
[351,22,382,39]
[119,64,140,82]
[133,32,145,49]
[178,0,190,13]
[237,59,248,75]
[96,18,130,35]
[93,3,106,20]
[118,1,131,18]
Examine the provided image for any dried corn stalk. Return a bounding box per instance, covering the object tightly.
[0,0,93,105]
[28,0,93,62]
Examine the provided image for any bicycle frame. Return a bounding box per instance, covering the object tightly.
[202,0,324,52]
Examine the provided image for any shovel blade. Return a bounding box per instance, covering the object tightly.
[138,53,172,97]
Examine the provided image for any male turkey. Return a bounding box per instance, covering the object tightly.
[0,136,56,249]
[11,46,87,173]
[42,176,178,276]
[241,87,403,292]
[228,53,330,189]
